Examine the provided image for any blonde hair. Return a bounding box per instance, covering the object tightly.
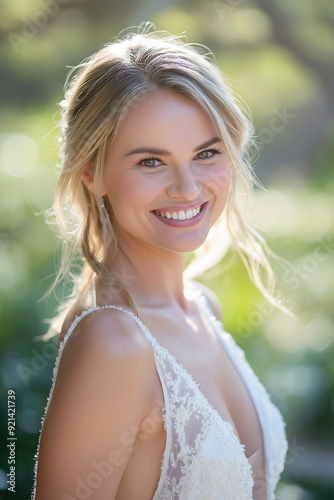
[46,23,283,336]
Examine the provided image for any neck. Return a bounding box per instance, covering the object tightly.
[103,237,189,311]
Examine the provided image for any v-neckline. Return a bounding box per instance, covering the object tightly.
[147,295,265,447]
[59,289,268,498]
[140,288,269,500]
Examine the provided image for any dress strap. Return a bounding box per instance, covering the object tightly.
[31,304,169,500]
[185,280,223,328]
[61,304,158,355]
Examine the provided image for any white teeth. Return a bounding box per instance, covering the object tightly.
[156,205,202,220]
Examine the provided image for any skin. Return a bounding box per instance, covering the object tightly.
[99,89,231,310]
[35,90,265,500]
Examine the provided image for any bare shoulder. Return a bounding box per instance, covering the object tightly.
[36,307,156,498]
[190,280,223,321]
[55,306,157,425]
[60,306,155,384]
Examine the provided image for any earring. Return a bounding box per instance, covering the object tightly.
[100,197,110,224]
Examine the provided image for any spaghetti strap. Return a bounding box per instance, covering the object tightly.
[31,288,287,500]
[60,304,158,356]
[30,304,163,500]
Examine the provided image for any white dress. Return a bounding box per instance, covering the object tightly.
[31,283,288,499]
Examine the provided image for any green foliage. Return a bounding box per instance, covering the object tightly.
[0,1,333,498]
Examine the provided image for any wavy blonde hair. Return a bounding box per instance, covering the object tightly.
[45,23,283,337]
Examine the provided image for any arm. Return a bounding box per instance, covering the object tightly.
[35,308,155,500]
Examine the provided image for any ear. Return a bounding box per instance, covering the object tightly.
[81,162,107,195]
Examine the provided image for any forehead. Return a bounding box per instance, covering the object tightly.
[114,90,218,150]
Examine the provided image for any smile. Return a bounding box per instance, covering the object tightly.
[154,205,202,220]
[151,202,208,227]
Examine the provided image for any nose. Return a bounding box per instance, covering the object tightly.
[167,164,201,200]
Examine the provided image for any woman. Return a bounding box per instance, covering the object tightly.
[32,25,288,500]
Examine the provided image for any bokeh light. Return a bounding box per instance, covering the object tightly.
[1,1,333,498]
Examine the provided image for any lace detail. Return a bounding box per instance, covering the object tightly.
[31,286,287,500]
[194,287,288,500]
[150,342,253,499]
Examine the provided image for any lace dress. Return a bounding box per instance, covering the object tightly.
[31,284,287,499]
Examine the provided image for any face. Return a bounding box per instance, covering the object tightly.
[101,90,230,255]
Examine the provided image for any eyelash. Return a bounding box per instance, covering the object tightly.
[136,147,223,168]
[196,147,223,159]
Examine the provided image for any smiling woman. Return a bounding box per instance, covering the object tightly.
[32,23,287,500]
[86,90,230,255]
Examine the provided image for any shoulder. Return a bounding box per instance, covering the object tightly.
[61,305,154,367]
[57,306,156,412]
[189,280,223,322]
[36,306,156,497]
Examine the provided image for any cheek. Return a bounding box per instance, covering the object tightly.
[119,175,141,201]
[107,172,158,215]
[207,160,231,199]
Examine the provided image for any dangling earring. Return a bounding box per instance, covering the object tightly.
[100,197,110,225]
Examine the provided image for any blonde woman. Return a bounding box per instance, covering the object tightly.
[32,25,287,500]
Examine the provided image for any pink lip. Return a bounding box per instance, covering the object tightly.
[151,201,208,228]
[153,201,206,212]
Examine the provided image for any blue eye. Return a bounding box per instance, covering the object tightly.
[138,157,163,168]
[195,148,222,160]
[197,151,212,159]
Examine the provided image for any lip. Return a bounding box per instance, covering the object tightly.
[153,201,206,212]
[151,201,208,228]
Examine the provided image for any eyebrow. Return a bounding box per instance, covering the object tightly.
[125,137,222,156]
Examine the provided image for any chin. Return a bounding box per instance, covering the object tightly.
[160,233,209,254]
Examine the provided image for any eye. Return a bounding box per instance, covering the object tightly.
[138,157,163,168]
[195,148,222,160]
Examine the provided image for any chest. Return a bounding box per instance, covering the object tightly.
[118,300,281,500]
[141,306,264,457]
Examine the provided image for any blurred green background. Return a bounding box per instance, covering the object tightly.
[0,0,333,498]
